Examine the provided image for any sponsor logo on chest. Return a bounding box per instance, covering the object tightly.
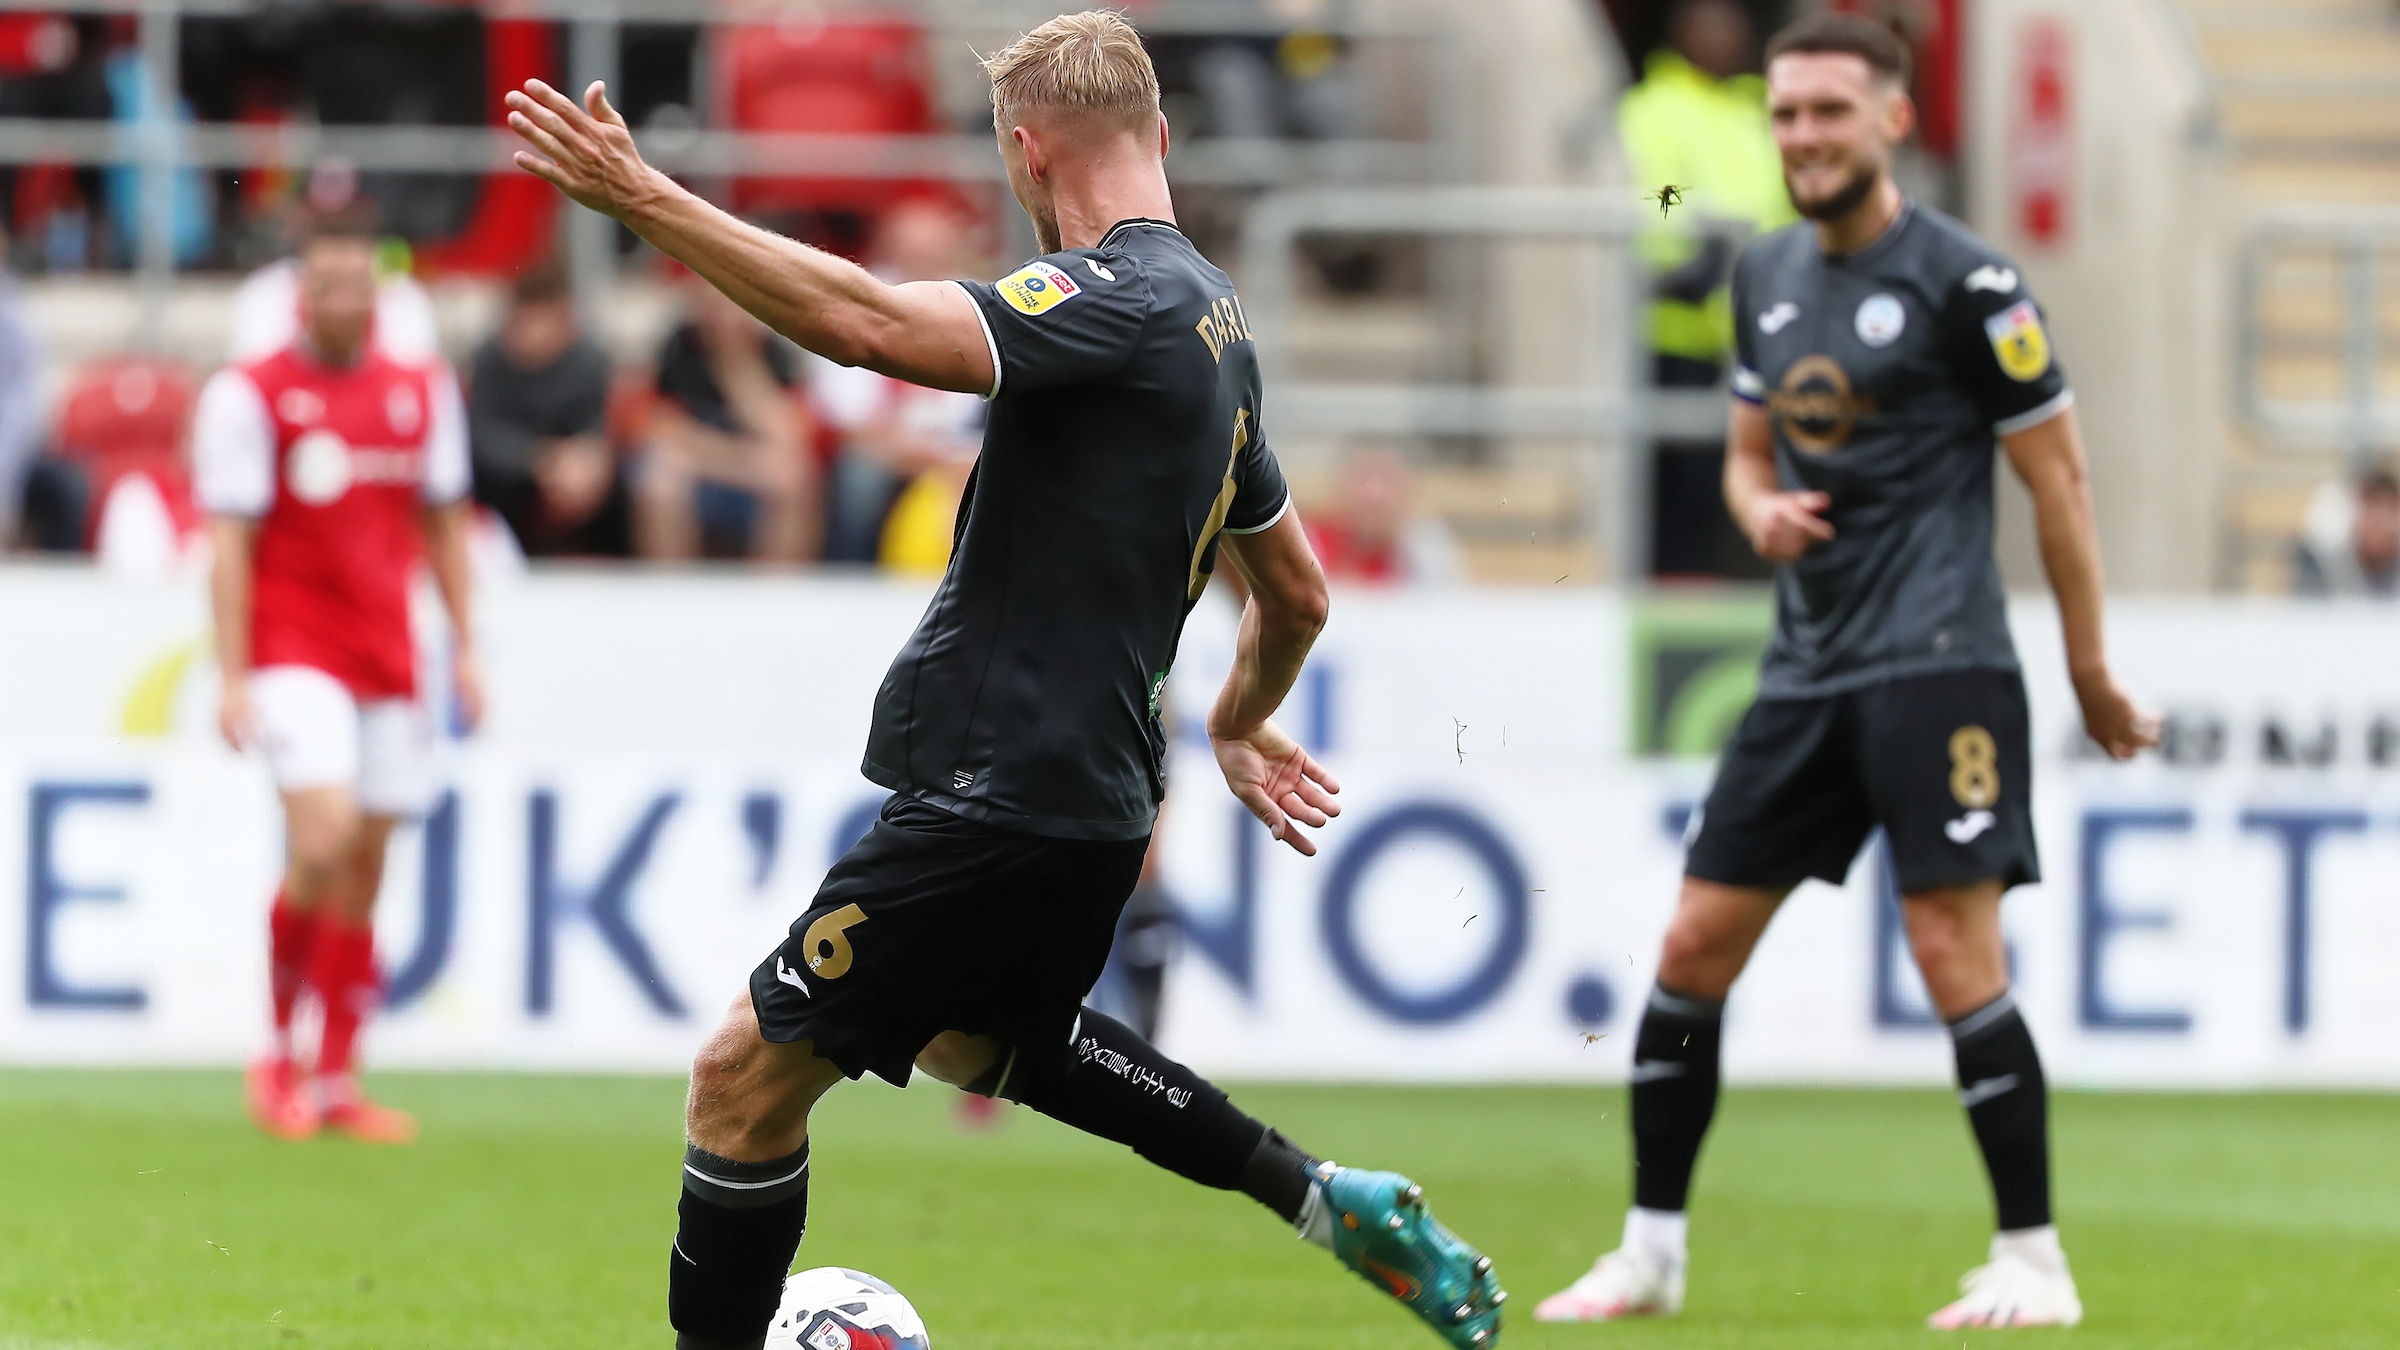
[284,428,423,505]
[1766,354,1876,455]
[275,378,428,505]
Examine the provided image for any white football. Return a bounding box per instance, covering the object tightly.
[769,1266,932,1350]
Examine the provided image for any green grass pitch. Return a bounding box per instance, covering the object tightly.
[1,1070,2394,1348]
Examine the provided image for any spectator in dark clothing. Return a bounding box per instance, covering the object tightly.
[467,258,628,556]
[2293,468,2400,599]
[639,276,815,562]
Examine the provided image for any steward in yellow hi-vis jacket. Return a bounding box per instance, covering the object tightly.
[1619,45,1797,371]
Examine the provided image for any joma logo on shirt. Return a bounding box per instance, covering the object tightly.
[1194,294,1254,363]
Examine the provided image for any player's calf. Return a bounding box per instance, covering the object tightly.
[673,996,846,1349]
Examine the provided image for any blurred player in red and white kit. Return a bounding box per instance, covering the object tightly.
[197,212,480,1144]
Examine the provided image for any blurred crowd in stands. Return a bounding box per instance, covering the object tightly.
[0,180,1456,586]
[2292,468,2400,600]
[6,0,2367,595]
[0,2,1464,584]
[0,191,993,574]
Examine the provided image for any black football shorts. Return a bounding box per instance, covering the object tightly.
[1684,667,2038,896]
[748,795,1149,1087]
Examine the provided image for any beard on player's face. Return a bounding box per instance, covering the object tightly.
[1002,142,1064,255]
[1787,157,1883,222]
[1029,196,1063,255]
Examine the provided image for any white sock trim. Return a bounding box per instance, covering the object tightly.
[1993,1223,2067,1275]
[1623,1206,1689,1266]
[1295,1164,1338,1250]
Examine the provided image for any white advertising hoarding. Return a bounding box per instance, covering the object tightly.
[1,568,2395,1086]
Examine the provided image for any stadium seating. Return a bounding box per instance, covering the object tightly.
[2173,0,2400,589]
[51,354,198,548]
[718,16,950,241]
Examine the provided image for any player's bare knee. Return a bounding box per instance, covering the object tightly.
[1655,918,1722,986]
[689,1011,759,1099]
[1657,906,1747,988]
[1906,917,1965,979]
[686,1039,763,1147]
[285,827,356,899]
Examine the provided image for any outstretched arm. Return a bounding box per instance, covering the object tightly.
[2001,406,2159,759]
[506,80,993,395]
[1211,510,1340,855]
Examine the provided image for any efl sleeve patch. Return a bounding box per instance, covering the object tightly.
[1982,299,2052,383]
[995,261,1083,316]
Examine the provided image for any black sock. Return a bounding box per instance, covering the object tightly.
[669,1142,811,1350]
[988,1008,1314,1219]
[1242,1127,1324,1224]
[1949,991,2052,1231]
[1630,983,1724,1212]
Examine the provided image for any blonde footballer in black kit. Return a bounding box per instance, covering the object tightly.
[1534,16,2159,1332]
[506,12,1504,1349]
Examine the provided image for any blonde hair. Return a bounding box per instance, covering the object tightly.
[982,10,1160,132]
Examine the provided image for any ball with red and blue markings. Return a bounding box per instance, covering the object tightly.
[770,1267,932,1350]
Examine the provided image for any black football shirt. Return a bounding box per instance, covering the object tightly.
[1729,203,2072,697]
[860,219,1289,840]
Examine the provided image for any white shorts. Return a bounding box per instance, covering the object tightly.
[247,664,437,817]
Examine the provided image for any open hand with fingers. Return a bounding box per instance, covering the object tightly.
[2072,667,2162,761]
[504,79,661,221]
[1742,489,1836,563]
[1211,718,1341,856]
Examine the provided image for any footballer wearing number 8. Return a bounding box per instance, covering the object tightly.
[507,11,1504,1350]
[1534,14,2161,1333]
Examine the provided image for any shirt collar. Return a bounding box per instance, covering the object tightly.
[1099,218,1184,249]
[1820,198,1916,266]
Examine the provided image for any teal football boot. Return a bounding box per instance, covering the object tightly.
[1317,1164,1506,1347]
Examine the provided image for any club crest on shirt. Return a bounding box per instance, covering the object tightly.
[386,383,422,437]
[1854,293,1906,347]
[1983,299,2052,382]
[996,260,1082,315]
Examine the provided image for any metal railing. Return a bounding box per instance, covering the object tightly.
[2236,207,2400,463]
[0,0,1470,339]
[1242,186,1749,582]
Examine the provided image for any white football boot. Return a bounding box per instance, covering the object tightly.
[1534,1247,1684,1322]
[1927,1227,2084,1329]
[1534,1210,1687,1323]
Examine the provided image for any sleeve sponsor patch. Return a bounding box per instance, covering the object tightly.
[1982,299,2052,382]
[995,260,1083,316]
